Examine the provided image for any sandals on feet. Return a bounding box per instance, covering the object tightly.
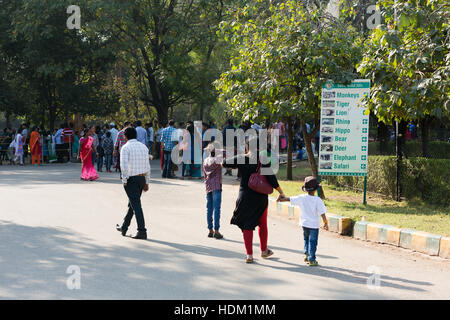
[245,257,254,264]
[261,249,274,259]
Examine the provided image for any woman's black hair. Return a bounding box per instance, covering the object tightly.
[187,123,194,135]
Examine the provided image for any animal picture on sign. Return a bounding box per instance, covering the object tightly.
[321,144,333,152]
[322,100,335,108]
[323,91,336,99]
[322,118,335,126]
[322,109,335,116]
[320,162,332,169]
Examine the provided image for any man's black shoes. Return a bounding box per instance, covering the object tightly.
[132,232,147,240]
[116,224,127,236]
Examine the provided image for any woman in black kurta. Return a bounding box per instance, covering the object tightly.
[224,148,286,263]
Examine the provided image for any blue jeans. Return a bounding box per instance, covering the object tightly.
[105,154,113,171]
[303,227,319,262]
[206,189,222,231]
[182,162,188,177]
[162,150,172,177]
[148,141,153,155]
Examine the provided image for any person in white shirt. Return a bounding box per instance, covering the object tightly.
[12,131,24,165]
[109,122,119,146]
[21,125,28,140]
[116,127,151,240]
[21,124,28,159]
[145,122,154,155]
[278,176,328,266]
[134,120,148,145]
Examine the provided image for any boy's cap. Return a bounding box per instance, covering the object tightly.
[302,176,321,192]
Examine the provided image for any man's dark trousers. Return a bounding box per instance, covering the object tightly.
[122,176,147,234]
[162,150,172,178]
[56,143,64,163]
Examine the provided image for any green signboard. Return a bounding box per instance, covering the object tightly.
[318,79,370,177]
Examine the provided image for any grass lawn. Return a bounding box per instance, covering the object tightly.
[276,160,312,180]
[276,163,450,236]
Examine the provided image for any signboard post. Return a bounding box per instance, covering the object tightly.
[318,79,371,204]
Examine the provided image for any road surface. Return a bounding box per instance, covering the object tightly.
[0,162,449,299]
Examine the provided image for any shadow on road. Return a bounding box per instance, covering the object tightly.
[0,220,286,299]
[147,239,243,259]
[257,257,432,293]
[222,238,338,259]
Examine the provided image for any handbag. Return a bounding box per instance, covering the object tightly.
[248,162,274,195]
[281,136,287,149]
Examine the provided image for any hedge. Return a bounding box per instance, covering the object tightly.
[368,141,450,159]
[325,156,450,206]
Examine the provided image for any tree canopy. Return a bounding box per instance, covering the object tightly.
[357,0,449,123]
[215,0,363,181]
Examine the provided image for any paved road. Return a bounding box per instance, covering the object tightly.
[0,162,449,299]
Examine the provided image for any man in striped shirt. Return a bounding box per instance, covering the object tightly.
[113,121,131,172]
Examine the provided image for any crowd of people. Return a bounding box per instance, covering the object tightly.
[0,118,322,169]
[110,119,328,266]
[1,118,331,265]
[0,122,78,166]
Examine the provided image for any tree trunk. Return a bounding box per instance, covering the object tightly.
[302,119,325,199]
[199,104,204,122]
[419,117,430,158]
[5,111,11,128]
[378,120,389,154]
[398,120,408,158]
[142,60,170,127]
[144,103,153,120]
[287,116,293,180]
[157,104,169,127]
[49,106,56,132]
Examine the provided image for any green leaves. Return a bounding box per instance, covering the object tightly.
[216,0,362,122]
[358,0,449,123]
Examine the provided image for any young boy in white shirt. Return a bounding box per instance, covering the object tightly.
[277,176,328,266]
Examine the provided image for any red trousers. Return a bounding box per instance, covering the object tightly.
[242,206,268,255]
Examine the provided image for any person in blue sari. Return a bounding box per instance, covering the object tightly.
[72,131,80,159]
